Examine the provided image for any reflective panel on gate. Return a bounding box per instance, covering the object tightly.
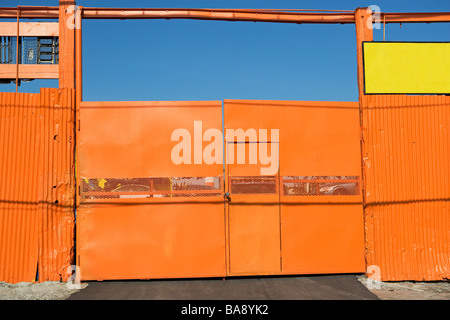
[81,176,223,200]
[282,176,360,196]
[230,176,278,195]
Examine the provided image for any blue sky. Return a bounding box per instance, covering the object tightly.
[2,0,450,101]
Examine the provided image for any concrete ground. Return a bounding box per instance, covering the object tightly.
[357,275,450,300]
[1,274,449,300]
[67,275,378,300]
[0,281,88,300]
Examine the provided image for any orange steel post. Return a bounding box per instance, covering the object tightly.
[75,7,82,106]
[355,7,373,100]
[59,0,75,88]
[355,7,373,202]
[15,7,19,92]
[355,7,373,278]
[75,6,82,210]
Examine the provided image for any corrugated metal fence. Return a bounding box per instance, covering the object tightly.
[1,88,448,282]
[0,88,75,283]
[362,95,450,281]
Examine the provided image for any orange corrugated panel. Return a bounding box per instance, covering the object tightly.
[0,88,75,283]
[362,94,450,281]
[37,88,75,282]
[0,92,41,283]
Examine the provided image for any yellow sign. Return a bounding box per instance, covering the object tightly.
[363,42,450,94]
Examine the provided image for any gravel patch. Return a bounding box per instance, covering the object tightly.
[357,275,450,300]
[0,281,88,300]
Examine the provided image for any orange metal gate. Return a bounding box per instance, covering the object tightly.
[76,101,226,280]
[224,100,365,276]
[76,99,365,280]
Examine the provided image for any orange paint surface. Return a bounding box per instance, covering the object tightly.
[79,101,222,178]
[78,203,226,280]
[228,203,281,275]
[224,100,361,176]
[281,204,365,274]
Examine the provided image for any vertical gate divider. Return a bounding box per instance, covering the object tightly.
[222,102,229,276]
[278,156,283,272]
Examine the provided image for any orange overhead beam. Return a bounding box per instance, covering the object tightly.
[0,64,59,79]
[80,8,355,23]
[379,12,450,23]
[0,6,449,24]
[0,7,59,19]
[0,22,58,36]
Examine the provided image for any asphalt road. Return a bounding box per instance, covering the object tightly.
[68,274,379,300]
